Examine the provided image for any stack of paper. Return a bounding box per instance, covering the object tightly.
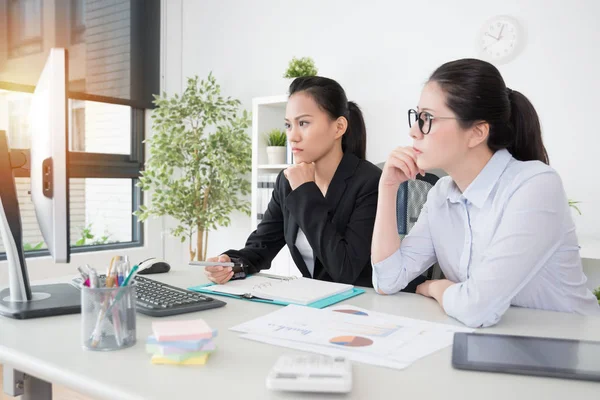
[231,305,474,370]
[146,319,217,366]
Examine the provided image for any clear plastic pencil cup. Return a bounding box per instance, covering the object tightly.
[81,284,137,351]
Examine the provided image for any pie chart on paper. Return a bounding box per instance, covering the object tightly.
[329,336,374,347]
[333,309,368,316]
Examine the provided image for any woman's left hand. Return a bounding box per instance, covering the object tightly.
[416,279,456,307]
[416,280,435,298]
[284,162,316,190]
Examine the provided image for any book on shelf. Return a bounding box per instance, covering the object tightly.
[257,173,277,223]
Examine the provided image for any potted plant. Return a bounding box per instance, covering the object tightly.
[283,56,318,78]
[135,73,252,261]
[594,287,600,305]
[265,128,287,165]
[568,199,582,215]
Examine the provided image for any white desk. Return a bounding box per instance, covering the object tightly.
[1,269,600,400]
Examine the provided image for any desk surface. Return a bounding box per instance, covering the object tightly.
[1,269,600,400]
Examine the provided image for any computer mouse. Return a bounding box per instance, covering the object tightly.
[137,258,171,274]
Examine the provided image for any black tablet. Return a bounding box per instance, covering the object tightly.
[452,332,600,382]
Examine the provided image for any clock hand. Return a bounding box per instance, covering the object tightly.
[485,32,499,41]
[498,24,505,40]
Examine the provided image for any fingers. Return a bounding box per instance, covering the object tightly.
[205,267,233,284]
[389,147,419,180]
[388,153,417,180]
[205,254,233,284]
[207,272,233,285]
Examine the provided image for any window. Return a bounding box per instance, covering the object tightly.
[70,0,85,45]
[7,0,43,58]
[0,86,144,259]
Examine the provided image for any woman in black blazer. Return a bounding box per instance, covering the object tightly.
[205,76,424,290]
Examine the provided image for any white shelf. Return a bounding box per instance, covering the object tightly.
[251,94,293,276]
[258,164,290,170]
[252,95,288,107]
[580,237,600,260]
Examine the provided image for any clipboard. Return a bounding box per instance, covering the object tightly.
[188,283,365,309]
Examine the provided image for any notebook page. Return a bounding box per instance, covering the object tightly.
[200,275,279,296]
[253,277,353,305]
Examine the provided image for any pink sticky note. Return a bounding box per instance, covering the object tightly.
[152,319,215,342]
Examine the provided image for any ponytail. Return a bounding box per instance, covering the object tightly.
[506,89,549,164]
[343,101,367,159]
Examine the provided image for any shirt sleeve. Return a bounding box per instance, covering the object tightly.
[372,199,438,294]
[443,171,567,328]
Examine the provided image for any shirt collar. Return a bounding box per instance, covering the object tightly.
[446,149,513,208]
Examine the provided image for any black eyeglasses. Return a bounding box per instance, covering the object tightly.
[408,109,460,135]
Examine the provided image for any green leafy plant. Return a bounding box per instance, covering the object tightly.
[135,73,252,261]
[568,199,582,215]
[594,287,600,304]
[23,241,44,251]
[74,223,111,246]
[266,129,287,147]
[283,56,318,78]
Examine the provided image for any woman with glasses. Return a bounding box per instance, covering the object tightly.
[372,58,600,327]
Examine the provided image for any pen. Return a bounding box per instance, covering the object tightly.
[103,265,139,317]
[88,268,99,289]
[117,263,124,287]
[189,261,244,268]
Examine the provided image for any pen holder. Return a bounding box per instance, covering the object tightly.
[81,284,137,351]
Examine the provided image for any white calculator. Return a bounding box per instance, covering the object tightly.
[266,354,352,393]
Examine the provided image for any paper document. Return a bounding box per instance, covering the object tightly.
[231,304,473,370]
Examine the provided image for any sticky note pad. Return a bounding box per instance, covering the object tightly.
[152,319,216,342]
[149,351,211,363]
[146,335,216,350]
[146,341,216,356]
[151,353,209,365]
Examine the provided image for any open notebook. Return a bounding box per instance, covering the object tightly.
[199,274,354,305]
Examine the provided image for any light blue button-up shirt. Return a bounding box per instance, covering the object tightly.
[373,149,600,328]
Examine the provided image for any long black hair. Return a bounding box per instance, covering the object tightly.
[429,58,549,164]
[289,76,366,159]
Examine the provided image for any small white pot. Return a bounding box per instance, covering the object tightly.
[266,146,287,165]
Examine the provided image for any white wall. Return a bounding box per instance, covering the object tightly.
[161,0,600,266]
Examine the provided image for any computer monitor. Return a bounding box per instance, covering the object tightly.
[0,48,80,319]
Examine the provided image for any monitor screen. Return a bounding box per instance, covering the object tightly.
[29,48,70,263]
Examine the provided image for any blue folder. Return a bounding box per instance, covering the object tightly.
[188,283,365,309]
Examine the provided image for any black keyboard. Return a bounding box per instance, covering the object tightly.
[132,275,226,317]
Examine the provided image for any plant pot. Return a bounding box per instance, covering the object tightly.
[266,146,287,165]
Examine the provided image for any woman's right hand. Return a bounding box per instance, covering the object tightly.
[204,254,234,284]
[380,147,424,189]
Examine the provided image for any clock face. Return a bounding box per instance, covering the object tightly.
[478,16,523,64]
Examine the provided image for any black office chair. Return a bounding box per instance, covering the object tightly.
[396,173,439,236]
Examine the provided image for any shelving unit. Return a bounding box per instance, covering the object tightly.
[251,95,300,276]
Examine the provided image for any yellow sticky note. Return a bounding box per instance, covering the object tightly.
[151,353,209,365]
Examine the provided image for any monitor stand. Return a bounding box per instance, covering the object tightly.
[0,283,81,319]
[0,132,81,319]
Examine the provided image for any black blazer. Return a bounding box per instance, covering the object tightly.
[224,153,377,287]
[225,153,426,291]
